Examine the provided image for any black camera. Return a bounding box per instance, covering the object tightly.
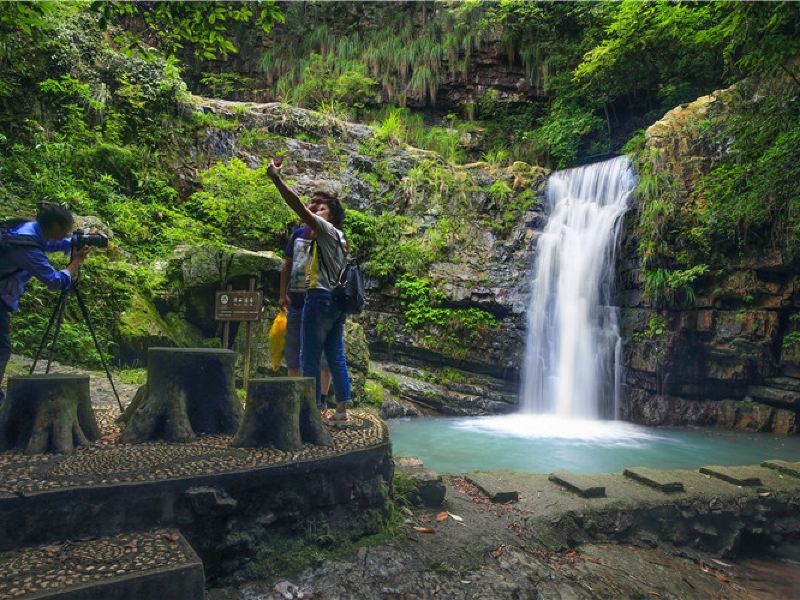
[71,229,109,249]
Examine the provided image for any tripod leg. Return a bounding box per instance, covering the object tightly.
[74,289,123,413]
[30,289,68,375]
[45,291,69,374]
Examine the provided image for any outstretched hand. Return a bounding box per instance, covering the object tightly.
[266,157,283,179]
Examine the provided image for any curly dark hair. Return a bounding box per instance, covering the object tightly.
[312,190,345,230]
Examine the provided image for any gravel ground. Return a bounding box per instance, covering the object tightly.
[4,354,140,411]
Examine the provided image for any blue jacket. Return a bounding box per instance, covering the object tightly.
[0,221,72,312]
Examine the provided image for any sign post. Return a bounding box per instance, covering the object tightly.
[215,283,263,390]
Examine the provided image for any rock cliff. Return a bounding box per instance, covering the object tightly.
[618,86,800,434]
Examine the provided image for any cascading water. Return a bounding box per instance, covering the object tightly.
[520,155,635,419]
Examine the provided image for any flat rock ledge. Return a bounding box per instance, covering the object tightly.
[464,473,520,503]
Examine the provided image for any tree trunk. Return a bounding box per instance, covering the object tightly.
[0,375,99,454]
[121,348,242,443]
[233,377,333,450]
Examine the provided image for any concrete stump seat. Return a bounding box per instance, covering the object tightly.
[120,348,242,443]
[233,377,333,450]
[0,374,99,454]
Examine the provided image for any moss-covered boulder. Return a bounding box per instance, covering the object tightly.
[233,303,279,380]
[169,245,283,289]
[117,293,180,362]
[344,319,370,405]
[166,245,283,335]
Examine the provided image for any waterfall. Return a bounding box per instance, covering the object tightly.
[520,156,635,419]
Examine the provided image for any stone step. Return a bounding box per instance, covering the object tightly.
[623,467,685,493]
[548,472,606,498]
[0,529,204,600]
[394,456,446,507]
[464,473,519,503]
[699,465,764,487]
[761,459,800,478]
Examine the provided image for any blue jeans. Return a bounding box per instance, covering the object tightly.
[301,290,350,408]
[285,292,327,371]
[0,303,10,405]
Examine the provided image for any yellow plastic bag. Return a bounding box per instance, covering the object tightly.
[269,310,287,371]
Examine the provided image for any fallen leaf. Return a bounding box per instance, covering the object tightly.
[401,506,414,517]
[43,544,62,553]
[418,514,431,523]
[648,593,661,598]
[565,551,578,559]
[448,513,464,522]
[713,572,728,583]
[413,527,435,534]
[100,432,122,441]
[711,559,732,568]
[164,534,179,542]
[436,512,449,522]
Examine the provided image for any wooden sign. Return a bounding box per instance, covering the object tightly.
[215,290,263,322]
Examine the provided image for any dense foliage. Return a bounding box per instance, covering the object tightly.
[191,1,799,169]
[0,3,290,366]
[1,0,798,365]
[633,74,800,307]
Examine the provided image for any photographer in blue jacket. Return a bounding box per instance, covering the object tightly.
[0,204,90,403]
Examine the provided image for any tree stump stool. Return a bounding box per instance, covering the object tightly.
[121,348,242,443]
[233,378,333,450]
[0,375,100,454]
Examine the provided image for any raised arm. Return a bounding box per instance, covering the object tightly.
[266,159,317,231]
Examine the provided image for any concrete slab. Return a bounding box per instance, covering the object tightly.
[464,473,519,503]
[0,529,204,600]
[548,471,606,498]
[623,467,685,493]
[699,465,765,487]
[761,459,800,479]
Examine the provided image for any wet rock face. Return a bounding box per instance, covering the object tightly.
[177,98,547,405]
[180,2,545,110]
[619,86,800,433]
[372,361,518,417]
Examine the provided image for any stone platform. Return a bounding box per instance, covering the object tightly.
[0,530,203,600]
[0,408,392,585]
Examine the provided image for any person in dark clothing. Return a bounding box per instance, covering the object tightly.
[0,204,89,403]
[267,160,352,422]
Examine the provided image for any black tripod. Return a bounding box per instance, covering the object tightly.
[29,274,123,413]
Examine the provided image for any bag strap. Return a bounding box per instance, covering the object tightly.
[313,230,351,289]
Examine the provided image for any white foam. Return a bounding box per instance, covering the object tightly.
[450,414,664,444]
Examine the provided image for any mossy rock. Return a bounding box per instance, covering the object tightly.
[344,319,370,405]
[233,303,279,379]
[163,312,205,347]
[168,245,283,289]
[117,293,179,362]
